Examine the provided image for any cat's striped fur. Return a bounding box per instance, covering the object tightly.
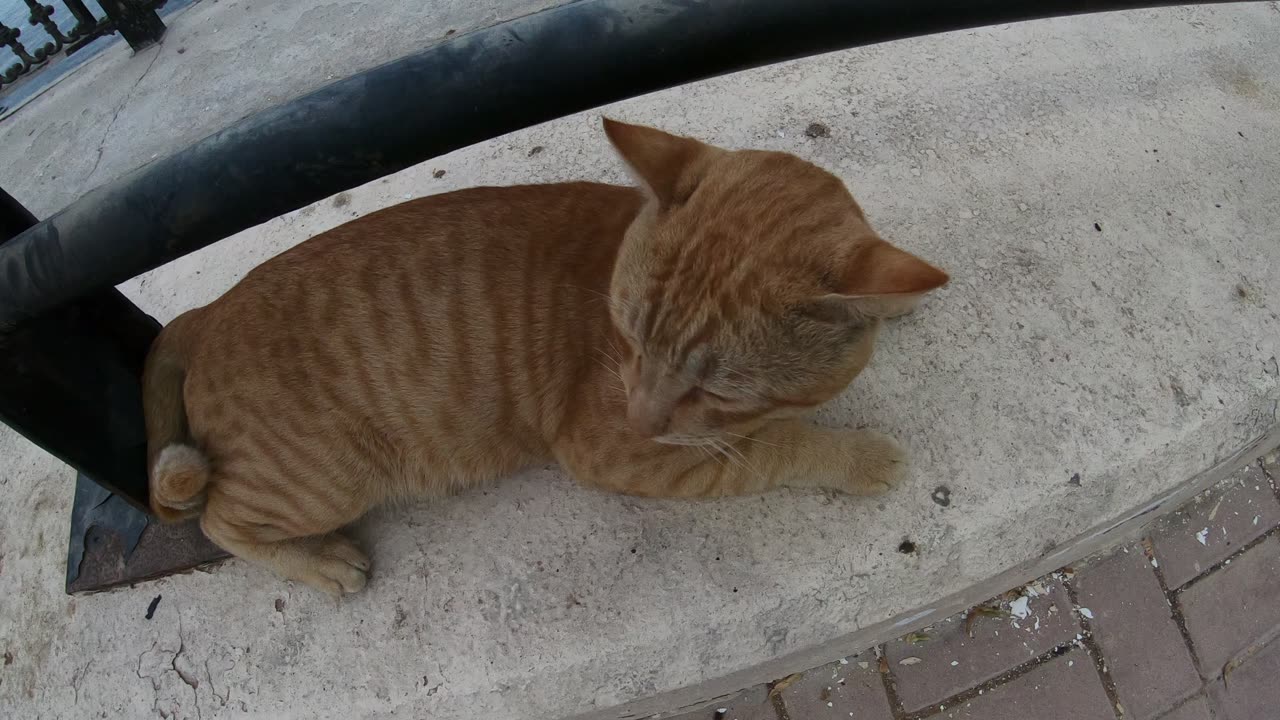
[144,120,948,594]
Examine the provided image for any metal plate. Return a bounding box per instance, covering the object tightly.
[66,473,228,594]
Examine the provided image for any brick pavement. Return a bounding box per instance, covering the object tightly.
[661,451,1280,720]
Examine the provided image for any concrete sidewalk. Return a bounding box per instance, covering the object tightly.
[1,2,1279,719]
[672,451,1280,720]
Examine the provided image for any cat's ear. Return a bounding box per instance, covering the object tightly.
[809,240,949,321]
[602,118,705,206]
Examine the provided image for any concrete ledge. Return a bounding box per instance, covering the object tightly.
[1,4,1278,719]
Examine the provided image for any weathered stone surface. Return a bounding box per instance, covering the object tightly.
[1180,535,1280,677]
[937,652,1114,720]
[883,578,1079,713]
[1074,547,1199,719]
[1150,464,1280,589]
[779,650,893,720]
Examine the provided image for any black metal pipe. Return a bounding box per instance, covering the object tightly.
[0,187,159,509]
[0,0,1239,326]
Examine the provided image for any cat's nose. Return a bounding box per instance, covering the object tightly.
[627,390,670,438]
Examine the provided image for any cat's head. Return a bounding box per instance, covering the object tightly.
[603,118,948,443]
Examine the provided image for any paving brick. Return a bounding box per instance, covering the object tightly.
[883,577,1080,713]
[1150,464,1280,588]
[934,650,1114,720]
[779,649,893,720]
[665,685,777,720]
[1179,534,1280,675]
[1074,546,1200,719]
[1206,638,1280,720]
[1156,696,1212,720]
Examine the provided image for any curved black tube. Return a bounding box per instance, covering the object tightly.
[0,0,1236,325]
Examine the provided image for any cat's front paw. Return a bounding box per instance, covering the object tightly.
[289,534,371,597]
[835,429,908,496]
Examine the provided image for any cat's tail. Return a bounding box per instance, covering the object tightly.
[142,313,211,523]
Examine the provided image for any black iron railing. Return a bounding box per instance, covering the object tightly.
[0,0,166,88]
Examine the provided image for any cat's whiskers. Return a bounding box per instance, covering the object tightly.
[655,433,765,481]
[595,345,622,367]
[653,433,705,447]
[604,336,627,364]
[591,355,622,379]
[709,437,756,479]
[590,354,628,397]
[562,284,638,318]
[706,436,763,480]
[720,431,783,449]
[697,445,724,466]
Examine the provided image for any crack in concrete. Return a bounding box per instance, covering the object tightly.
[135,641,164,719]
[204,658,227,707]
[132,610,202,720]
[70,658,93,704]
[171,640,198,691]
[82,42,164,194]
[171,612,202,720]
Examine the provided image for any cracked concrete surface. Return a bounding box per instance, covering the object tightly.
[1,2,1279,719]
[79,46,164,198]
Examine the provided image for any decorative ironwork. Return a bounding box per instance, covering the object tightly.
[0,0,167,90]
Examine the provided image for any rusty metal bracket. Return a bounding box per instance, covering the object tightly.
[66,472,227,594]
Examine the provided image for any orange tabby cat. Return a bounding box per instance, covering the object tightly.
[143,119,948,595]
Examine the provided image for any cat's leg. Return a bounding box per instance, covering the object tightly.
[563,420,907,499]
[200,485,371,596]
